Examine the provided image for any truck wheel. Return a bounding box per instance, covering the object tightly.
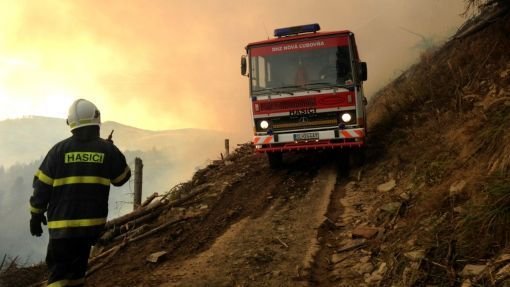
[335,150,350,176]
[267,152,283,169]
[349,148,366,168]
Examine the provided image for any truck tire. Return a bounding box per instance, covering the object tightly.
[349,148,366,168]
[267,152,283,169]
[335,150,350,176]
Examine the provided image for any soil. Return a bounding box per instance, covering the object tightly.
[86,149,342,287]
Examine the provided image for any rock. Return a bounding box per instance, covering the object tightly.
[461,279,472,287]
[365,262,387,284]
[449,180,467,195]
[399,191,411,201]
[377,179,396,192]
[146,251,168,263]
[352,226,380,239]
[224,160,233,166]
[380,202,401,214]
[460,264,487,277]
[354,262,374,275]
[404,250,426,262]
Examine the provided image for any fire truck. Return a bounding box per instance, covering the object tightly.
[241,23,368,168]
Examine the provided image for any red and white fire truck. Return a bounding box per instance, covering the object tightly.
[241,23,368,168]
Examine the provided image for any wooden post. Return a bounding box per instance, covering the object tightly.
[224,139,230,158]
[134,157,143,210]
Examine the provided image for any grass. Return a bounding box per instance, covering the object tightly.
[457,173,510,258]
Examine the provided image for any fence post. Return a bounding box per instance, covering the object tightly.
[225,139,230,158]
[134,157,143,210]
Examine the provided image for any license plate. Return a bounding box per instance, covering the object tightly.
[294,132,319,141]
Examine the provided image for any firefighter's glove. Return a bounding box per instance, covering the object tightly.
[30,213,47,237]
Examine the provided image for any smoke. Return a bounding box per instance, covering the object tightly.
[0,0,465,134]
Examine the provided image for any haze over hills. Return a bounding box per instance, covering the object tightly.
[0,116,248,168]
[0,116,247,263]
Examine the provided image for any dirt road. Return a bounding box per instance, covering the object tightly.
[86,148,379,287]
[154,163,336,286]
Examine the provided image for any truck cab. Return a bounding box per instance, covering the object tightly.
[241,24,368,168]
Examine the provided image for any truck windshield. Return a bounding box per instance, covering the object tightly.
[250,42,353,95]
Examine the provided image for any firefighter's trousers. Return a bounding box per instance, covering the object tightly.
[46,238,94,287]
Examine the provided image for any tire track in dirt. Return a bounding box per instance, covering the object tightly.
[309,169,349,286]
[151,162,337,286]
[309,163,384,287]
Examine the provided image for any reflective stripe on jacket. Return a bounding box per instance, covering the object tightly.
[30,133,131,239]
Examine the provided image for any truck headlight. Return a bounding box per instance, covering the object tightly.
[260,120,269,129]
[341,113,352,123]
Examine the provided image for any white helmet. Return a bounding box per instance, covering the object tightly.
[66,99,101,131]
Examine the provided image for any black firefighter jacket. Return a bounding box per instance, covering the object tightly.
[29,128,131,239]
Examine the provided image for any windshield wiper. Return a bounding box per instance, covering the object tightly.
[252,87,293,95]
[279,83,350,93]
[252,82,352,96]
[306,82,354,91]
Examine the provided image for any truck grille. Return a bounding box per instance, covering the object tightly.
[271,112,338,132]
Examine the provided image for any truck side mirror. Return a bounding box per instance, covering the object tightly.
[360,62,367,81]
[241,56,247,76]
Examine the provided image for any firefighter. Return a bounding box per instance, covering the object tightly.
[29,99,131,287]
[294,58,309,86]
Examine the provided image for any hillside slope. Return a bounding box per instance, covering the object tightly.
[2,4,509,287]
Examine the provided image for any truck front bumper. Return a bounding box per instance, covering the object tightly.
[253,128,365,153]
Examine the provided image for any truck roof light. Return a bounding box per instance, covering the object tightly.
[274,23,321,37]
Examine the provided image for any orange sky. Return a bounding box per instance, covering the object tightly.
[0,0,466,135]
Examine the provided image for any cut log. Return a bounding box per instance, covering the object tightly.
[105,199,166,229]
[141,192,159,207]
[113,224,150,242]
[87,242,127,277]
[166,183,214,209]
[128,217,189,243]
[119,209,163,234]
[105,183,212,230]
